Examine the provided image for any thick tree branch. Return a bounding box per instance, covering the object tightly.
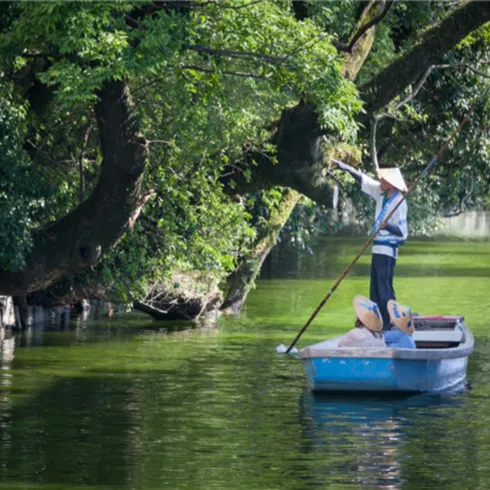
[369,59,490,168]
[361,0,490,114]
[0,80,149,295]
[224,2,490,211]
[342,0,389,80]
[221,103,336,208]
[222,1,385,205]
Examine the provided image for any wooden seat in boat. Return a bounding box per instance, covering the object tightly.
[413,330,464,348]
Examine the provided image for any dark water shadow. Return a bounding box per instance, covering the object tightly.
[0,376,139,488]
[304,387,466,412]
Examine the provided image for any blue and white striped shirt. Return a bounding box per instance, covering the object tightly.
[361,174,408,259]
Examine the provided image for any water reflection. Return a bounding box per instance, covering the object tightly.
[0,332,15,477]
[0,328,487,490]
[1,237,490,489]
[300,390,466,489]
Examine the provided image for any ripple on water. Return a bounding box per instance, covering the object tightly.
[1,238,490,489]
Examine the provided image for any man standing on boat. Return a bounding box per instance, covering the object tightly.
[332,160,408,329]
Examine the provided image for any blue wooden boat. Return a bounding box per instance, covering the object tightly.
[299,316,474,393]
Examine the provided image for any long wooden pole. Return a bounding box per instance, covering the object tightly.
[285,105,477,354]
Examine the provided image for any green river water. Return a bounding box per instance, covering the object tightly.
[1,237,490,490]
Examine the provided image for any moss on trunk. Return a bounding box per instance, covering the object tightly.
[342,0,381,81]
[220,189,300,314]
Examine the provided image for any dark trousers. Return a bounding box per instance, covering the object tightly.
[370,253,396,330]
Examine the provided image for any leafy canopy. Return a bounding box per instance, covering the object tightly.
[0,0,363,298]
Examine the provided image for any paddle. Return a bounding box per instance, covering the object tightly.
[278,102,479,355]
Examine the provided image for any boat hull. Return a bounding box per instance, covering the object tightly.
[299,318,474,393]
[304,356,468,392]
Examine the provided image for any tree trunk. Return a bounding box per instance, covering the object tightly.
[0,80,148,295]
[220,189,300,314]
[342,0,384,80]
[222,102,335,207]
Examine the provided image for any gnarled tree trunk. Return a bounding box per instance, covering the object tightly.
[0,80,148,295]
[218,1,386,314]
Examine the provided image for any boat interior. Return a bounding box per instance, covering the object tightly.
[300,316,469,356]
[412,316,464,349]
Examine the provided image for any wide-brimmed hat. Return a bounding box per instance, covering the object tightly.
[353,295,383,332]
[378,168,407,192]
[387,300,414,335]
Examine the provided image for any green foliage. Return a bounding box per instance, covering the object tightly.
[1,1,362,136]
[89,162,256,304]
[307,0,359,42]
[3,2,132,105]
[0,82,48,271]
[0,0,488,300]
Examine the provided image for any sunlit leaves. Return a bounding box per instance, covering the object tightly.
[181,0,362,139]
[2,2,132,106]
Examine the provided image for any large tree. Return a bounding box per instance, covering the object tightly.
[0,0,489,307]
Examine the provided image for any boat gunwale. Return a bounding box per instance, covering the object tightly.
[299,322,474,361]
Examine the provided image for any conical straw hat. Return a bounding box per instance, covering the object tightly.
[378,168,407,192]
[353,295,383,332]
[387,300,414,335]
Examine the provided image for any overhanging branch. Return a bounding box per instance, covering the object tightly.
[361,1,490,114]
[369,58,490,168]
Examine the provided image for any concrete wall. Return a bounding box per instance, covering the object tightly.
[437,211,490,238]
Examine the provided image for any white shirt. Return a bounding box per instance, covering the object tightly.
[337,327,387,348]
[361,174,408,259]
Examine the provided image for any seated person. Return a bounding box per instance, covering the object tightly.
[385,300,416,349]
[338,295,387,348]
